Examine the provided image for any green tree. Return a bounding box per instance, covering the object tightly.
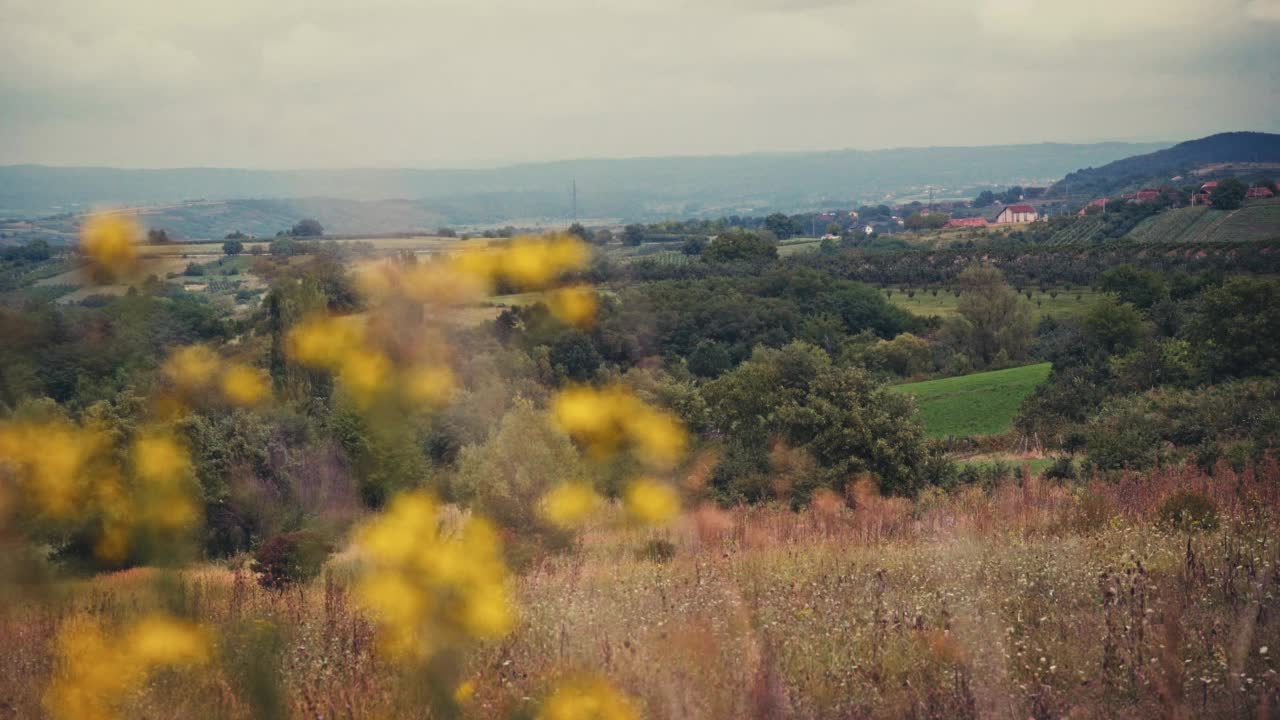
[1185,276,1280,380]
[944,264,1033,368]
[290,219,324,237]
[222,239,244,256]
[972,190,996,208]
[1082,298,1146,355]
[567,222,590,241]
[702,229,778,263]
[1210,177,1247,210]
[764,212,798,240]
[704,342,933,501]
[622,224,646,246]
[1099,264,1167,309]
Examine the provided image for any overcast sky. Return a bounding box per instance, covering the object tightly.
[1,0,1278,169]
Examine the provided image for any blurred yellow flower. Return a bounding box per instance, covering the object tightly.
[540,482,601,528]
[220,363,269,406]
[539,675,639,720]
[403,364,455,406]
[354,491,515,662]
[286,314,365,369]
[79,213,141,282]
[162,345,220,391]
[43,614,208,720]
[624,478,680,525]
[551,386,688,468]
[546,285,598,328]
[339,348,391,406]
[453,679,477,704]
[132,434,189,484]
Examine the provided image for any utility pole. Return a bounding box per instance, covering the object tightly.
[572,179,578,225]
[928,186,934,213]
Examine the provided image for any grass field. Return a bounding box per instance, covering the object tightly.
[888,288,1104,320]
[891,362,1052,438]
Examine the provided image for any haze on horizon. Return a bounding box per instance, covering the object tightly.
[2,0,1279,170]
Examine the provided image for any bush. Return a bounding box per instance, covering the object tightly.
[251,531,333,590]
[1043,456,1077,481]
[1157,491,1220,531]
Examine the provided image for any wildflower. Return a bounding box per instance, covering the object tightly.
[339,348,391,406]
[161,345,220,391]
[43,614,208,720]
[286,314,366,369]
[454,679,477,704]
[353,491,515,662]
[546,285,598,328]
[132,433,189,485]
[403,364,455,406]
[551,385,687,468]
[220,363,269,406]
[624,478,680,525]
[540,482,601,528]
[539,675,639,720]
[79,213,141,282]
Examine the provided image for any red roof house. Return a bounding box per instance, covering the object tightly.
[994,204,1038,224]
[1246,186,1275,199]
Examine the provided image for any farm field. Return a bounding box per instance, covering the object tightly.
[888,287,1104,320]
[1124,200,1280,244]
[891,362,1052,438]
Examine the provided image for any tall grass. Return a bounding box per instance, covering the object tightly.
[3,459,1279,719]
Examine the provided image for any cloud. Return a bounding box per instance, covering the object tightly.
[0,0,1276,167]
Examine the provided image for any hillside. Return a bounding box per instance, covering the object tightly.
[1050,131,1280,200]
[1123,198,1280,243]
[0,141,1165,226]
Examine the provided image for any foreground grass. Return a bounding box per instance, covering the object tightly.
[4,463,1278,719]
[892,362,1052,438]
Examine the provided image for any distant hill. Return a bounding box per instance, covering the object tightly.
[1051,132,1280,201]
[0,141,1166,233]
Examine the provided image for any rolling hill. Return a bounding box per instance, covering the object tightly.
[0,141,1166,229]
[1050,131,1280,201]
[1123,198,1280,243]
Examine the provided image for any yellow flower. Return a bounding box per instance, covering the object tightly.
[546,286,598,328]
[220,363,269,406]
[540,482,601,528]
[133,434,189,484]
[498,234,589,288]
[339,348,391,406]
[353,491,515,662]
[403,364,455,406]
[162,346,220,391]
[624,478,680,525]
[624,408,687,470]
[286,314,365,368]
[539,675,639,720]
[43,614,208,720]
[79,213,141,282]
[453,679,477,704]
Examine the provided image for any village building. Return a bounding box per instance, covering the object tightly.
[993,204,1038,224]
[1078,198,1110,215]
[1246,186,1275,199]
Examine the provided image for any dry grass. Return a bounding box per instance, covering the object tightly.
[3,460,1279,719]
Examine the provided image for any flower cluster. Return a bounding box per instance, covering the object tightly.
[78,212,142,282]
[161,345,270,409]
[353,491,515,662]
[43,614,209,720]
[539,674,640,720]
[547,385,688,526]
[0,419,199,563]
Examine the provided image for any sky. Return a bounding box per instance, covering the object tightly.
[1,0,1278,169]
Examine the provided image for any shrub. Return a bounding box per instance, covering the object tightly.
[1157,491,1219,531]
[251,531,333,590]
[1043,456,1077,481]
